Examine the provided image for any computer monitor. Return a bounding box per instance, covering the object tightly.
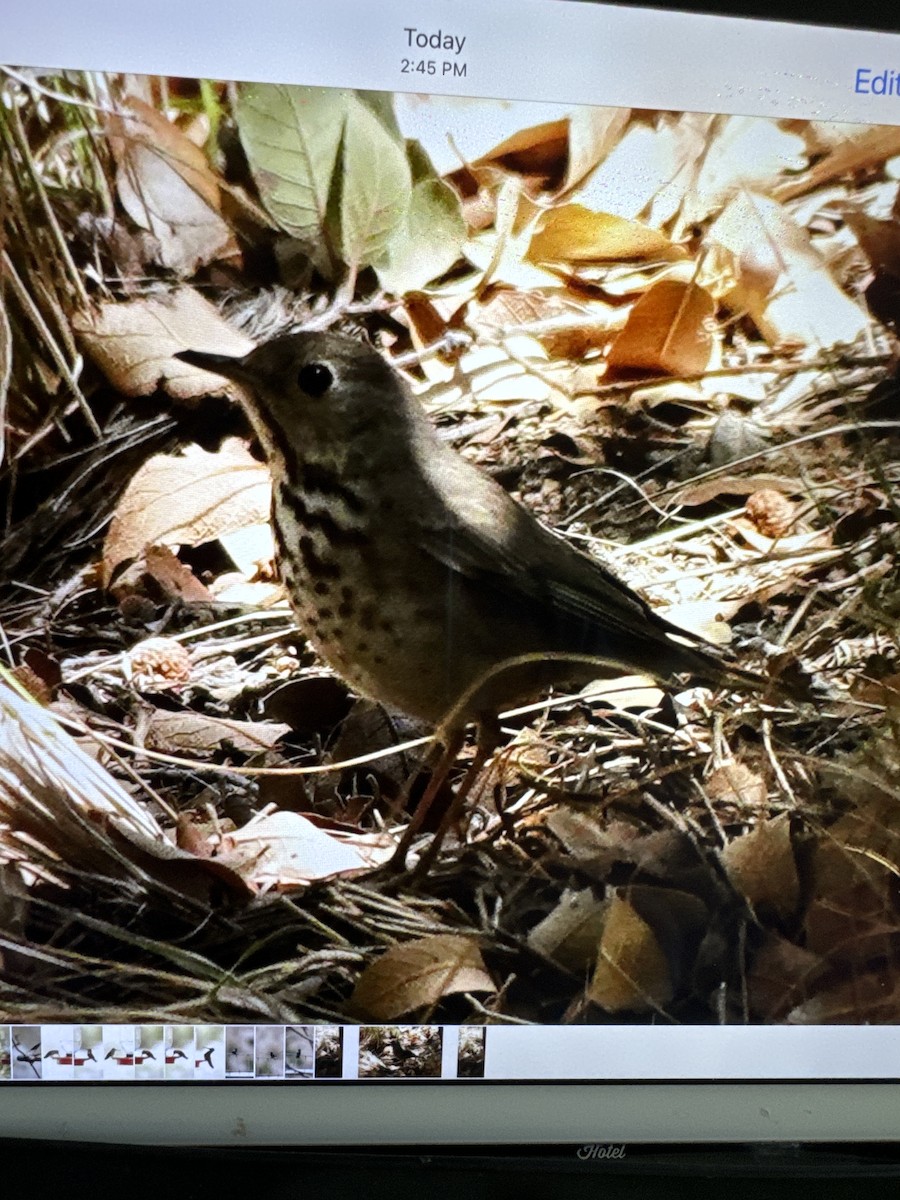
[2,0,900,1150]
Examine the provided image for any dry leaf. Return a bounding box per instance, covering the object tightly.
[405,293,451,349]
[528,887,608,973]
[145,711,291,756]
[102,438,270,586]
[528,204,685,265]
[547,813,695,887]
[845,209,900,330]
[74,289,254,403]
[209,578,284,606]
[575,121,683,220]
[853,672,900,709]
[681,116,807,228]
[108,96,237,274]
[804,837,898,969]
[706,761,768,810]
[349,933,495,1021]
[707,191,868,349]
[723,813,800,921]
[606,280,715,377]
[581,674,665,710]
[703,410,773,471]
[748,932,826,1021]
[562,107,631,193]
[217,524,277,579]
[547,808,626,872]
[587,893,672,1012]
[658,599,740,646]
[474,118,569,178]
[116,544,214,604]
[776,124,900,202]
[219,810,392,891]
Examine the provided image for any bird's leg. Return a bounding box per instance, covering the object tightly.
[383,733,447,824]
[412,715,502,878]
[388,726,466,870]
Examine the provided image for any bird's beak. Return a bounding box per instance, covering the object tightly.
[175,347,254,384]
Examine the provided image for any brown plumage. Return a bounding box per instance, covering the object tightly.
[178,331,765,863]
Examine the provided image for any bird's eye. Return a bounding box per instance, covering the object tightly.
[297,362,334,397]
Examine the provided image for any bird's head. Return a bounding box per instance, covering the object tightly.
[177,331,417,469]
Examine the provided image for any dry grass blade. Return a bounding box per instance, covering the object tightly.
[0,670,163,869]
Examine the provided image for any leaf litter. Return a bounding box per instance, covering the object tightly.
[2,70,900,1026]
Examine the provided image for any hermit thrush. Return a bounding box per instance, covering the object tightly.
[177,332,763,858]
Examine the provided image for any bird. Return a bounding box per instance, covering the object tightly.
[176,331,766,866]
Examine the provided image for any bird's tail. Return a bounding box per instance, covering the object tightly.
[649,625,807,702]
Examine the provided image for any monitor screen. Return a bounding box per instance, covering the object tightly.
[2,0,900,1148]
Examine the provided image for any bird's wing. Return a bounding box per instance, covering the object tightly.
[414,471,704,649]
[405,440,765,691]
[415,502,756,690]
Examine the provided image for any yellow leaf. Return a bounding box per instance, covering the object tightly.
[528,203,685,265]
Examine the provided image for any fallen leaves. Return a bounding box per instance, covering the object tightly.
[707,191,869,350]
[219,810,394,892]
[102,438,270,586]
[349,933,495,1021]
[528,886,608,974]
[10,73,900,1028]
[723,814,800,923]
[605,280,715,377]
[74,289,254,403]
[705,761,768,812]
[108,96,238,275]
[587,894,673,1013]
[527,204,686,267]
[144,711,291,756]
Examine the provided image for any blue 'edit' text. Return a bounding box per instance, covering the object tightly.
[855,68,900,96]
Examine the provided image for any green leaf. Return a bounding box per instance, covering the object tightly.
[375,175,466,295]
[236,83,349,268]
[355,90,403,140]
[331,93,412,276]
[236,84,412,282]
